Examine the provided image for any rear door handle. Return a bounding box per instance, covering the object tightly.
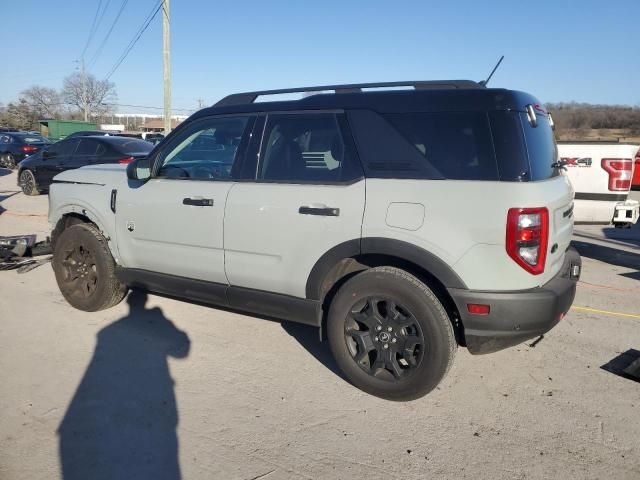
[183,197,214,207]
[299,205,340,216]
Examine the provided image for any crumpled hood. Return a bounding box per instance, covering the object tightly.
[53,164,127,186]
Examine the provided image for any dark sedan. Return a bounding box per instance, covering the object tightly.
[0,132,52,168]
[17,135,153,195]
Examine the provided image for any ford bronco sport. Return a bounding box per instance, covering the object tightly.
[48,80,581,401]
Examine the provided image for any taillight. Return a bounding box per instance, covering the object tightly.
[601,158,632,191]
[20,145,38,153]
[118,156,135,164]
[506,207,549,275]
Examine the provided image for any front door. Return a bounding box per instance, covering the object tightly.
[115,115,255,285]
[224,112,365,299]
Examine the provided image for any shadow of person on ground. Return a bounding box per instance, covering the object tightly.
[0,168,12,177]
[58,289,190,480]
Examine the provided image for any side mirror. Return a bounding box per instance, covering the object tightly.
[126,157,151,181]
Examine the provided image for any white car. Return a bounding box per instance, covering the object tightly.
[557,141,640,226]
[47,81,581,400]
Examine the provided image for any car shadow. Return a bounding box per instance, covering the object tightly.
[57,289,190,480]
[572,240,640,278]
[281,322,346,381]
[148,290,348,383]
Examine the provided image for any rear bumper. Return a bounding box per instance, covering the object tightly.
[448,247,581,354]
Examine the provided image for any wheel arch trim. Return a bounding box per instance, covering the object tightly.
[305,237,467,301]
[51,202,120,260]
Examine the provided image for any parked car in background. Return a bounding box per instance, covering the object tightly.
[17,135,153,195]
[64,130,110,139]
[557,141,640,226]
[0,132,51,168]
[632,148,640,191]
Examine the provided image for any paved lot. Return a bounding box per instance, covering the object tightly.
[1,168,639,479]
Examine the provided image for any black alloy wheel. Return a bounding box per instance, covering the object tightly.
[327,266,456,401]
[20,170,38,195]
[1,153,16,168]
[59,243,99,299]
[345,297,425,381]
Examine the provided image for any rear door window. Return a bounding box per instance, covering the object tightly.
[257,113,361,183]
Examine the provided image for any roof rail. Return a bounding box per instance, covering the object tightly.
[214,80,483,107]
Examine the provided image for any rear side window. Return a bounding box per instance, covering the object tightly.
[75,139,100,156]
[117,139,154,155]
[384,112,498,180]
[258,113,360,183]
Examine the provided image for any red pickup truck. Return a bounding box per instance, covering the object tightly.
[633,148,640,190]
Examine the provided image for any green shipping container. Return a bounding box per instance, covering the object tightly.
[38,120,97,141]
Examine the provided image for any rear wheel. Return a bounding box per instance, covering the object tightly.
[52,224,128,311]
[19,170,39,196]
[1,153,16,169]
[327,266,456,401]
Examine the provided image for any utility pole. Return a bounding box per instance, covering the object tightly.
[162,0,171,135]
[81,58,88,122]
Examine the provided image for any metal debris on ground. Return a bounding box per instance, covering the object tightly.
[0,235,52,273]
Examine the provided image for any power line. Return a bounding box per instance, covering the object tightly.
[80,0,103,59]
[102,102,193,112]
[104,0,163,81]
[88,0,130,69]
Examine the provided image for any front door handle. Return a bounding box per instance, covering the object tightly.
[299,205,340,216]
[183,197,214,207]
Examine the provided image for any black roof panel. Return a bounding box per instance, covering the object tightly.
[192,83,540,119]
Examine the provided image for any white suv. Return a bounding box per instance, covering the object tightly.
[48,81,581,400]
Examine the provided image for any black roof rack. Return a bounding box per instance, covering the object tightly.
[214,80,483,107]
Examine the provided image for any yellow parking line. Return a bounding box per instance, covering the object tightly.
[572,306,640,319]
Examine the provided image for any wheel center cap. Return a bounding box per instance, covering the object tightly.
[378,332,391,343]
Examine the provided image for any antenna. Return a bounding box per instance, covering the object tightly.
[479,55,504,86]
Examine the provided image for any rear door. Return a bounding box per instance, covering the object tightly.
[39,139,80,186]
[224,111,365,299]
[72,138,102,167]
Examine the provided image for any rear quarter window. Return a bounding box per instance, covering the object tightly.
[348,110,497,180]
[384,111,498,180]
[519,113,558,180]
[116,139,154,155]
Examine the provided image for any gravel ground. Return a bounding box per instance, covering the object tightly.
[1,168,639,480]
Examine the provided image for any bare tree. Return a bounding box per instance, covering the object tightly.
[21,86,62,119]
[62,72,116,121]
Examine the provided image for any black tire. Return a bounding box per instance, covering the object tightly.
[1,153,16,169]
[52,223,128,312]
[327,266,456,401]
[19,169,39,196]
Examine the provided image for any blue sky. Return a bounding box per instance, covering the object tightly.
[1,0,638,114]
